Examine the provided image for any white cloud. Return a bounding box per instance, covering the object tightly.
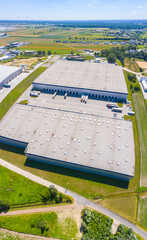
[112,5,118,9]
[88,4,93,8]
[137,5,143,9]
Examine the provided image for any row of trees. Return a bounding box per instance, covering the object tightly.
[41,185,72,204]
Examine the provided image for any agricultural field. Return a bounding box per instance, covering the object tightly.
[0,25,128,55]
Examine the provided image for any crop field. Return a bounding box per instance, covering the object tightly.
[19,43,81,54]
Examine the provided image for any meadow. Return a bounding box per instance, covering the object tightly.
[0,212,78,239]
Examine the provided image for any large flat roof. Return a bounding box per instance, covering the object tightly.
[33,60,128,94]
[0,65,21,83]
[0,103,135,177]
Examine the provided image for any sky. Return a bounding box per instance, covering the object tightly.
[0,0,147,20]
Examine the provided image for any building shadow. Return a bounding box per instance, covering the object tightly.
[0,142,25,155]
[25,158,129,190]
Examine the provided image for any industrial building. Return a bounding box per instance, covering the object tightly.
[0,103,135,181]
[0,65,22,89]
[140,77,147,92]
[33,60,128,102]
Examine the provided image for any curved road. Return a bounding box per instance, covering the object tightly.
[0,158,147,240]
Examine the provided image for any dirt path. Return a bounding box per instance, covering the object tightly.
[0,228,59,240]
[0,204,76,217]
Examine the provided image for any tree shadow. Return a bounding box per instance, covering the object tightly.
[25,158,129,190]
[0,142,25,156]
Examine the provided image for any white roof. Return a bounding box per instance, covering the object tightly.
[141,79,147,91]
[34,60,128,94]
[0,104,135,177]
[0,65,21,83]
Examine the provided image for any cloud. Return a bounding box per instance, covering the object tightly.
[132,10,137,15]
[112,5,118,9]
[137,5,143,9]
[88,4,93,8]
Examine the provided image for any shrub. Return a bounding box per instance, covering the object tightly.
[134,83,140,92]
[0,200,10,212]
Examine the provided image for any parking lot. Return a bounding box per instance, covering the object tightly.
[20,91,130,120]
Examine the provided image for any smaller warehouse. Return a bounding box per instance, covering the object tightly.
[0,65,22,89]
[140,77,147,92]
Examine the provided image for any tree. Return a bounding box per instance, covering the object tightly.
[71,51,74,55]
[47,50,51,56]
[107,53,116,63]
[55,193,63,203]
[49,185,58,200]
[37,220,47,234]
[41,189,51,202]
[0,200,10,212]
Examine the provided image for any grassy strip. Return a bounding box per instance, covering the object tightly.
[0,66,47,121]
[123,71,141,224]
[139,197,147,231]
[0,212,78,240]
[133,93,147,186]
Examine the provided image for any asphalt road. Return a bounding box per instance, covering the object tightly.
[0,158,147,240]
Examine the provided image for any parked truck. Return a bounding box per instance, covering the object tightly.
[106,104,118,109]
[111,108,122,113]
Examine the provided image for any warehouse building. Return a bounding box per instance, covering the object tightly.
[140,77,147,92]
[0,103,135,181]
[33,60,128,102]
[0,65,22,89]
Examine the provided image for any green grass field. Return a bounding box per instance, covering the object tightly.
[0,212,78,240]
[0,66,47,121]
[0,165,48,206]
[100,196,137,223]
[133,93,147,186]
[139,197,147,231]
